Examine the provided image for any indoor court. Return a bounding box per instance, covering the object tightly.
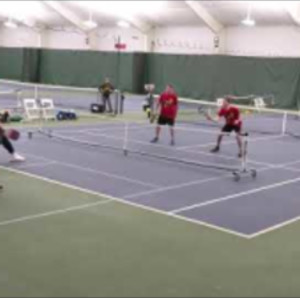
[1,1,300,297]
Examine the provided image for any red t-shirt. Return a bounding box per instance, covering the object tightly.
[159,92,178,119]
[218,105,242,127]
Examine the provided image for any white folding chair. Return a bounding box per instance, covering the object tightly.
[40,98,56,120]
[23,98,41,120]
[254,97,266,111]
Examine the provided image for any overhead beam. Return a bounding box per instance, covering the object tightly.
[43,1,88,32]
[124,15,152,33]
[286,3,300,26]
[185,0,224,33]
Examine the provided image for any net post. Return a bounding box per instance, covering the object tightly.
[281,111,288,136]
[123,121,129,156]
[241,134,248,172]
[34,85,38,100]
[120,92,124,114]
[114,89,119,116]
[16,89,22,108]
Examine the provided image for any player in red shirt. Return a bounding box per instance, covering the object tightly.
[207,96,243,157]
[151,84,178,146]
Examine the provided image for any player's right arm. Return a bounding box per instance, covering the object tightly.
[206,108,222,123]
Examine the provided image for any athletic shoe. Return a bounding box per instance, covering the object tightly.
[210,146,220,153]
[150,137,159,143]
[11,153,25,162]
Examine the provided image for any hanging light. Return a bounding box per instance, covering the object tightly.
[241,4,256,26]
[4,16,18,29]
[117,20,130,28]
[83,8,97,29]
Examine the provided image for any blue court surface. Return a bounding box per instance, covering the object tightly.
[3,120,300,239]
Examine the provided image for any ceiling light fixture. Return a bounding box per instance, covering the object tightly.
[117,20,130,28]
[242,4,256,27]
[83,8,97,30]
[4,17,18,29]
[242,18,255,26]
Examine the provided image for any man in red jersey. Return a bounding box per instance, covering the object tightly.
[207,96,243,157]
[151,84,178,146]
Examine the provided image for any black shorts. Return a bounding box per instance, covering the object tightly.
[222,124,241,133]
[158,116,175,126]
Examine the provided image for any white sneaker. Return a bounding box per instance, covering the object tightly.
[11,153,25,162]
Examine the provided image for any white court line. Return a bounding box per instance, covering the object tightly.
[181,148,269,166]
[51,123,139,135]
[124,165,279,200]
[77,129,287,171]
[50,124,285,164]
[34,131,238,175]
[0,165,249,238]
[15,161,57,169]
[0,200,112,227]
[278,166,300,174]
[20,151,241,197]
[177,134,286,150]
[280,159,300,168]
[123,173,233,199]
[170,176,300,214]
[0,154,297,239]
[58,162,159,188]
[9,133,300,238]
[248,214,300,239]
[72,128,266,167]
[22,152,160,189]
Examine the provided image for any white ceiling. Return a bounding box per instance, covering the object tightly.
[0,1,298,31]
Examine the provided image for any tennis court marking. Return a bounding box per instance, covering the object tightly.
[4,135,300,238]
[16,161,57,169]
[1,160,300,239]
[62,126,285,167]
[170,175,300,214]
[122,164,287,201]
[31,133,242,175]
[177,134,286,150]
[18,150,238,194]
[0,200,113,228]
[0,165,249,239]
[18,148,288,205]
[64,124,287,156]
[22,134,300,203]
[248,213,300,239]
[69,125,298,172]
[18,152,160,189]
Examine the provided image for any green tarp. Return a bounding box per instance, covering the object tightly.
[39,49,134,91]
[0,47,23,81]
[146,54,300,109]
[1,46,300,109]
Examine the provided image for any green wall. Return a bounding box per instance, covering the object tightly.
[1,46,300,109]
[146,53,300,109]
[0,47,23,81]
[38,49,134,91]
